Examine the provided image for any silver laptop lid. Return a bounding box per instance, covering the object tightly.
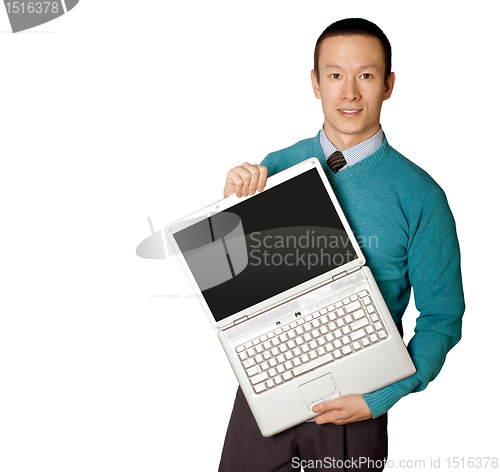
[166,158,366,330]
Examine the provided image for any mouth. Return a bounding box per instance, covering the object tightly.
[338,109,362,117]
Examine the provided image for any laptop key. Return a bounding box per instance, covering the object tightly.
[254,382,267,393]
[361,296,372,305]
[350,329,365,341]
[247,366,260,377]
[353,309,365,320]
[351,317,369,331]
[342,345,353,355]
[283,371,293,381]
[243,358,255,369]
[344,301,361,313]
[250,372,268,385]
[292,353,334,376]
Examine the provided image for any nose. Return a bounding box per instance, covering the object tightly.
[342,77,360,101]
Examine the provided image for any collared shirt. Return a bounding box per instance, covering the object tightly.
[319,126,384,172]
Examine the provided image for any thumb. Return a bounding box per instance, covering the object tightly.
[312,396,344,413]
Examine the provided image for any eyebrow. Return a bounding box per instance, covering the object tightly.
[324,64,378,70]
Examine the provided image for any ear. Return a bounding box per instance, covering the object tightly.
[383,72,396,101]
[311,69,321,99]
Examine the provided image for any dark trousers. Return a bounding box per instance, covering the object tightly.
[219,388,388,472]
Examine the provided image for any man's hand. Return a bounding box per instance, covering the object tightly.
[312,394,372,425]
[223,162,268,198]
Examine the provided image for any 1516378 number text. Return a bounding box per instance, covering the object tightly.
[5,2,59,14]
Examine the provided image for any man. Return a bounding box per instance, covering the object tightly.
[219,18,464,471]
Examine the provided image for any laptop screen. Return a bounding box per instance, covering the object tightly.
[173,168,358,322]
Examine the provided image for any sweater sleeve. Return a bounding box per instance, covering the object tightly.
[363,186,465,418]
[260,152,279,178]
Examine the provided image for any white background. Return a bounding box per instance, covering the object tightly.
[0,1,498,470]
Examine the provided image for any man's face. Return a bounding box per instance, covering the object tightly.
[311,34,395,150]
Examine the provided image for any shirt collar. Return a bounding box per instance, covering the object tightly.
[319,126,384,171]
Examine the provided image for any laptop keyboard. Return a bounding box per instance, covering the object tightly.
[235,290,388,394]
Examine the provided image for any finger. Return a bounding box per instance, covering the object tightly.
[237,164,255,197]
[223,170,241,198]
[314,410,343,425]
[312,397,343,414]
[255,165,268,193]
[241,163,261,196]
[312,399,341,425]
[225,166,252,198]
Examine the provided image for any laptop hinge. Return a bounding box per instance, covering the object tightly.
[333,266,361,281]
[332,271,347,281]
[233,315,248,326]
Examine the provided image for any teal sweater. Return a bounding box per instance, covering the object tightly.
[260,131,465,418]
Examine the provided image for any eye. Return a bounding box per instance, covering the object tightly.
[360,73,372,79]
[330,73,341,79]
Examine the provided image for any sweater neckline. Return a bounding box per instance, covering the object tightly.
[313,130,391,187]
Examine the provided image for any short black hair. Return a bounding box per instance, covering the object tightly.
[313,18,392,81]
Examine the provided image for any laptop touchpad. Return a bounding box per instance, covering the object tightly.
[299,373,340,411]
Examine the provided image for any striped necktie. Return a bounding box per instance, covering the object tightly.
[327,150,346,173]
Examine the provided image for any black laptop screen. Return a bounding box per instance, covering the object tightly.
[173,168,358,322]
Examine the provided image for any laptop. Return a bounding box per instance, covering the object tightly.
[165,158,415,437]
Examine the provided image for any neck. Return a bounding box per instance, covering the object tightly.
[323,124,381,151]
